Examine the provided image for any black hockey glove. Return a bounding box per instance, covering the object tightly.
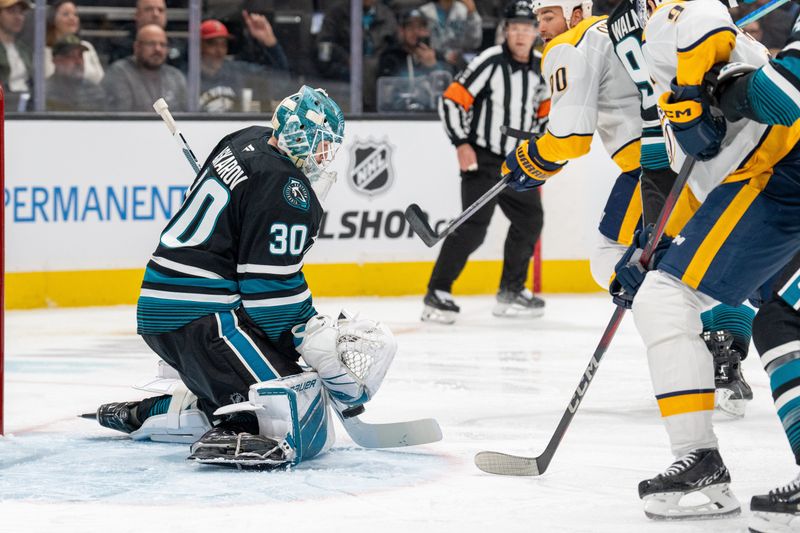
[609,225,672,309]
[659,78,727,161]
[704,62,758,123]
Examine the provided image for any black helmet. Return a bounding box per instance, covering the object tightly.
[504,0,535,21]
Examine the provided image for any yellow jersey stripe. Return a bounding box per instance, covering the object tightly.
[537,132,593,163]
[681,173,771,288]
[611,138,642,173]
[616,182,642,246]
[657,391,715,417]
[664,185,700,238]
[676,28,735,86]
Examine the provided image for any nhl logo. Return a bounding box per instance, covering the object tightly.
[347,139,395,197]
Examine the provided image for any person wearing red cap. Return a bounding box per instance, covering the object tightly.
[199,16,287,112]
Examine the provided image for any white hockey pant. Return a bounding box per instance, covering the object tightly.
[632,270,719,457]
[590,232,628,290]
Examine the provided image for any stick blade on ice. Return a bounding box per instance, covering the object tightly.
[404,204,439,247]
[335,411,442,448]
[474,451,541,476]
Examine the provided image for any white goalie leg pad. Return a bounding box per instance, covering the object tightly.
[130,383,212,444]
[589,232,628,290]
[632,270,720,457]
[215,371,335,465]
[293,312,397,406]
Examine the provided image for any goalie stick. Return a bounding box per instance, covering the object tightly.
[475,155,696,476]
[152,98,442,450]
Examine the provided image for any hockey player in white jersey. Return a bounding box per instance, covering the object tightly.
[501,0,646,288]
[605,0,800,521]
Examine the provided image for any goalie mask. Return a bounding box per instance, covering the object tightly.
[271,86,345,200]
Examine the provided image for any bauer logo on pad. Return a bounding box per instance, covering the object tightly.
[283,178,310,211]
[347,138,395,197]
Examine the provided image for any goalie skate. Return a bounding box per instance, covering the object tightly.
[187,425,293,470]
[749,474,800,533]
[421,290,459,324]
[639,448,741,520]
[704,330,753,418]
[492,288,545,318]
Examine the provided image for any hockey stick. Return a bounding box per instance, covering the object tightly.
[152,99,442,450]
[734,0,791,27]
[475,155,696,476]
[153,98,201,174]
[405,124,533,247]
[405,175,512,247]
[333,402,443,448]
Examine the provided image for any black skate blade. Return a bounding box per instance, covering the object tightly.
[79,412,97,420]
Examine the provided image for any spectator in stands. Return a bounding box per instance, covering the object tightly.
[316,0,397,81]
[418,0,482,72]
[198,17,288,112]
[235,10,289,72]
[102,24,186,111]
[104,0,186,71]
[376,9,454,111]
[46,34,106,111]
[0,0,32,106]
[45,0,104,84]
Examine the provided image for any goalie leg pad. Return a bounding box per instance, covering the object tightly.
[130,383,211,444]
[213,371,335,465]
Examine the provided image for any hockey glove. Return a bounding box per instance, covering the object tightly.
[502,139,564,192]
[709,62,758,123]
[659,79,727,161]
[609,224,672,309]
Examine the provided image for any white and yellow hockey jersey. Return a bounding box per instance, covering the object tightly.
[642,0,800,201]
[536,16,643,172]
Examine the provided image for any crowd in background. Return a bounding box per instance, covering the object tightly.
[1,0,798,113]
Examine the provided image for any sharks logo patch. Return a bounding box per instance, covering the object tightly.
[283,178,310,211]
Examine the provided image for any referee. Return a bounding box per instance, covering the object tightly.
[422,0,549,324]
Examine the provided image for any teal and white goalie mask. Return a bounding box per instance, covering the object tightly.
[271,86,345,201]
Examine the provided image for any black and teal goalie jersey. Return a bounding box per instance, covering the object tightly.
[608,0,670,171]
[137,126,322,344]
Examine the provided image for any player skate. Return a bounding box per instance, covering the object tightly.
[421,289,460,324]
[492,287,544,318]
[638,448,741,520]
[750,473,800,533]
[703,330,753,418]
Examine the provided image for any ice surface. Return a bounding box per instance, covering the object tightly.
[1,295,792,533]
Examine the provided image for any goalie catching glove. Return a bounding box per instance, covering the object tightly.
[501,139,564,191]
[292,311,397,406]
[609,224,671,309]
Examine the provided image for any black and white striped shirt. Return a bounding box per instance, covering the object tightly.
[438,43,549,157]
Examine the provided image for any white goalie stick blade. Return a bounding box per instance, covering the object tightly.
[332,407,442,449]
[474,451,541,476]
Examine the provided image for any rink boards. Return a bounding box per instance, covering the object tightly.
[5,119,619,308]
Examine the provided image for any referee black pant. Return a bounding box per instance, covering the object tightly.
[427,145,544,294]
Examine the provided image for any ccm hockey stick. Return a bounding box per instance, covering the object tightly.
[475,155,696,476]
[152,99,442,449]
